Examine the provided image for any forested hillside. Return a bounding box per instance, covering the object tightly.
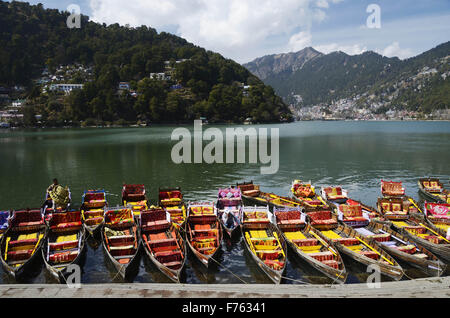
[0,1,292,125]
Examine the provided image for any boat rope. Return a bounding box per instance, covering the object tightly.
[176,222,249,284]
[280,275,312,285]
[208,256,249,284]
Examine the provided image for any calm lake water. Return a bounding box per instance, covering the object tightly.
[0,121,449,284]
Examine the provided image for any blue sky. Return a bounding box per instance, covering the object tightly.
[8,0,450,63]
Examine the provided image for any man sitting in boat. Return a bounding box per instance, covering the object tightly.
[46,179,70,210]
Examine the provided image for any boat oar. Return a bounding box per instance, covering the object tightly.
[408,198,423,214]
[419,223,450,243]
[355,236,394,265]
[308,230,337,256]
[4,237,10,260]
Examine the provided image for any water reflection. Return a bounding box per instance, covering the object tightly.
[0,122,448,284]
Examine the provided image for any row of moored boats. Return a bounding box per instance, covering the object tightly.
[0,177,448,284]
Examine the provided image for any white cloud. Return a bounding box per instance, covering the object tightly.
[380,42,414,60]
[89,0,336,63]
[288,31,313,52]
[314,43,368,55]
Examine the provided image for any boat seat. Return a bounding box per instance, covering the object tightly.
[359,251,380,260]
[368,234,391,242]
[143,220,171,231]
[8,238,38,249]
[7,249,33,261]
[197,247,216,252]
[312,219,338,226]
[335,238,359,246]
[321,260,340,269]
[414,253,428,259]
[85,217,103,226]
[307,251,334,261]
[51,221,82,231]
[280,219,304,225]
[49,240,78,251]
[395,245,417,254]
[242,190,260,197]
[344,217,368,223]
[154,250,181,258]
[84,210,104,217]
[292,238,319,246]
[263,259,284,269]
[424,235,444,244]
[108,235,135,246]
[16,220,44,229]
[49,250,79,263]
[163,260,182,268]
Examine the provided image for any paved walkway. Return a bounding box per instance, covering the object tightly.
[1,276,449,298]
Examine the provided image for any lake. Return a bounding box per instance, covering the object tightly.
[0,120,449,284]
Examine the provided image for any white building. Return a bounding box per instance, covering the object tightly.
[49,84,84,93]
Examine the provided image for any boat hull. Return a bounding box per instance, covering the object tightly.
[241,222,287,284]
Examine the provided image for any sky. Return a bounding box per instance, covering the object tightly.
[8,0,450,63]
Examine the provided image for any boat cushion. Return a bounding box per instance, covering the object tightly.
[7,249,33,261]
[8,238,38,249]
[242,189,260,197]
[321,259,339,269]
[263,259,284,270]
[108,235,135,246]
[49,250,79,263]
[395,245,417,254]
[85,217,103,226]
[359,251,380,260]
[308,251,334,261]
[381,180,405,196]
[49,240,78,251]
[51,221,82,232]
[335,238,359,246]
[368,234,391,242]
[292,238,319,246]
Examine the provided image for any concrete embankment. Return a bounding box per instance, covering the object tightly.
[0,276,449,298]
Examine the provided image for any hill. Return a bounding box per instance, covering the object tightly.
[0,1,292,126]
[244,42,450,118]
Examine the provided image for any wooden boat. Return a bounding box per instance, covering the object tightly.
[310,211,404,280]
[81,190,107,236]
[42,210,86,282]
[241,206,287,284]
[102,207,140,280]
[377,197,419,221]
[354,221,446,277]
[291,179,330,211]
[237,181,303,209]
[381,180,406,198]
[423,202,450,233]
[0,209,46,279]
[273,207,347,283]
[159,187,187,228]
[418,178,450,204]
[122,184,148,219]
[186,202,222,267]
[390,214,450,263]
[43,186,72,213]
[0,210,10,241]
[380,180,423,213]
[216,188,243,237]
[140,207,186,283]
[321,186,383,227]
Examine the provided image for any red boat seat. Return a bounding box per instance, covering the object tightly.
[308,251,334,262]
[322,259,340,269]
[335,238,359,246]
[49,240,78,251]
[242,189,260,197]
[425,235,444,244]
[292,239,319,246]
[263,259,284,270]
[7,249,33,261]
[8,238,38,249]
[108,235,135,246]
[369,234,391,242]
[143,220,171,231]
[85,217,103,226]
[359,251,380,260]
[49,250,79,263]
[51,221,82,232]
[163,260,182,269]
[395,245,417,254]
[381,180,405,196]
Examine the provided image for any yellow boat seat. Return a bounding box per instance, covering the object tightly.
[321,231,341,240]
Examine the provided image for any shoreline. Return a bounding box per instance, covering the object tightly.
[0,276,448,298]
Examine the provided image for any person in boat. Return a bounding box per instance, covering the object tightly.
[225,211,235,228]
[47,178,59,192]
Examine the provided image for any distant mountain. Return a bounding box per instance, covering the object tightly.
[243,47,323,80]
[244,42,450,114]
